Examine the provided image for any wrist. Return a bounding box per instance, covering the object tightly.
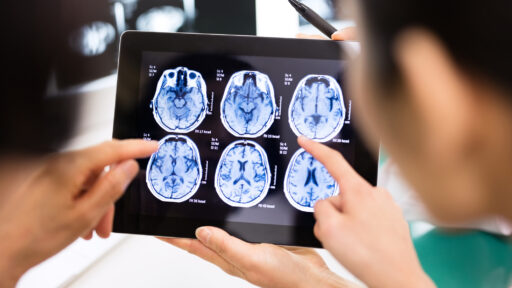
[0,253,25,288]
[386,268,435,288]
[0,238,29,287]
[409,271,436,288]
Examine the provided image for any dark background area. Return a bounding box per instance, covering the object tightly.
[195,0,256,35]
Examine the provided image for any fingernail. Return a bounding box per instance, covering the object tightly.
[195,227,211,244]
[298,135,312,143]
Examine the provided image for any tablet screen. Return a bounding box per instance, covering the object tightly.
[113,32,377,247]
[132,51,353,225]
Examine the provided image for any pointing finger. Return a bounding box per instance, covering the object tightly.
[298,136,368,192]
[77,160,139,223]
[72,139,158,173]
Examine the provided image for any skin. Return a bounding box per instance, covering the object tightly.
[162,136,434,288]
[0,140,158,288]
[164,17,512,288]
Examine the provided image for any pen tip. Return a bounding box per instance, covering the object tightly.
[288,0,304,10]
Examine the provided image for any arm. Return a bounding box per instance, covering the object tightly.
[0,140,158,287]
[299,136,435,288]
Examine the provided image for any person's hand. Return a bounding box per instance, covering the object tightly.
[298,136,435,288]
[160,228,360,288]
[331,27,357,41]
[297,27,357,41]
[0,140,158,287]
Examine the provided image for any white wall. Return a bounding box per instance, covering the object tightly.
[256,0,300,37]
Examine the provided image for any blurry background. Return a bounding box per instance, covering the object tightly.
[51,0,257,95]
[51,0,353,96]
[298,0,354,33]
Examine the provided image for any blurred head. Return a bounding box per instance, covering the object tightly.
[349,0,512,222]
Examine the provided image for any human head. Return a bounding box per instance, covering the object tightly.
[350,0,512,221]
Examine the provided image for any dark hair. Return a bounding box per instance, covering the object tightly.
[360,0,512,92]
[0,0,76,154]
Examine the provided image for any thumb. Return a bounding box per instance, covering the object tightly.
[314,199,346,242]
[195,227,254,268]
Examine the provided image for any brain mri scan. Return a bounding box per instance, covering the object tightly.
[152,67,208,133]
[220,71,276,138]
[69,21,116,57]
[289,75,346,142]
[215,140,271,207]
[284,149,338,212]
[146,135,202,202]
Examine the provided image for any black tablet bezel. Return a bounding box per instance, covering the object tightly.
[113,31,378,247]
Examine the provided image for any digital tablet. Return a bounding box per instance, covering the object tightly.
[113,31,378,247]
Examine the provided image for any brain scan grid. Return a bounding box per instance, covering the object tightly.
[152,67,208,133]
[221,71,276,138]
[215,140,271,207]
[284,149,339,212]
[146,135,203,202]
[147,66,347,212]
[289,75,346,142]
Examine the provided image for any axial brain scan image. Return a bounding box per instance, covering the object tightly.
[215,140,271,207]
[289,75,346,142]
[146,135,202,202]
[221,71,276,138]
[284,149,338,212]
[152,67,208,133]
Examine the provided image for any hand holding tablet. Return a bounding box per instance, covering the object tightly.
[113,32,377,247]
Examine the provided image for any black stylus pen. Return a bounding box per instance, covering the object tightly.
[288,0,338,38]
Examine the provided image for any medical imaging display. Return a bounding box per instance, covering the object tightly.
[289,75,346,142]
[284,149,339,212]
[214,140,271,207]
[221,71,276,138]
[52,0,256,90]
[146,135,203,202]
[152,67,208,133]
[123,49,360,231]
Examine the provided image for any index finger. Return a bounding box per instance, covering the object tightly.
[296,33,328,40]
[331,27,357,41]
[298,136,368,191]
[74,139,158,171]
